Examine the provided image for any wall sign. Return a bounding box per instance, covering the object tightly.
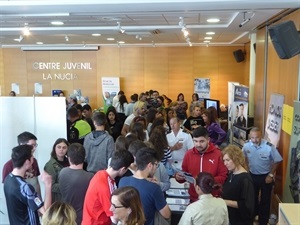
[32,62,93,80]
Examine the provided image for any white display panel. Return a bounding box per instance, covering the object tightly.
[0,96,66,225]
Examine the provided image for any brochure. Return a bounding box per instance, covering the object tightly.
[172,165,195,184]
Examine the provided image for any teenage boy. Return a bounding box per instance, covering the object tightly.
[119,147,171,225]
[2,131,42,196]
[82,150,134,225]
[4,145,52,225]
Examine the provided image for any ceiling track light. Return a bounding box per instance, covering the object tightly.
[179,17,191,43]
[23,23,30,36]
[65,35,69,42]
[117,22,125,34]
[239,11,255,28]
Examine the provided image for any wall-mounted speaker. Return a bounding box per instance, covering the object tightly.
[233,49,245,63]
[268,20,300,59]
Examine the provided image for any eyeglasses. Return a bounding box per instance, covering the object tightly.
[111,203,125,209]
[21,143,38,148]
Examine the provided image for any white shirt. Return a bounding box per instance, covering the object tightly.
[178,194,229,225]
[115,102,128,114]
[124,114,135,126]
[167,129,194,167]
[112,95,119,107]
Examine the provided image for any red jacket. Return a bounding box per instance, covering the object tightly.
[177,143,228,202]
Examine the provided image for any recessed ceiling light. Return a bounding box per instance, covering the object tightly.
[51,21,64,25]
[203,40,210,43]
[207,18,220,23]
[206,32,215,35]
[118,41,125,44]
[204,37,212,40]
[13,38,19,42]
[92,33,101,36]
[36,42,43,45]
[107,38,115,41]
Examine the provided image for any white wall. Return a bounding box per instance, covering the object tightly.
[0,97,66,224]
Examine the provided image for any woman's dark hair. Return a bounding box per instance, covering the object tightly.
[165,107,175,129]
[9,90,16,96]
[202,107,217,125]
[51,138,69,159]
[195,172,221,194]
[146,108,158,125]
[177,93,184,101]
[149,125,168,161]
[119,95,128,112]
[132,116,147,129]
[106,106,119,122]
[115,136,129,152]
[129,122,146,141]
[149,117,165,136]
[208,106,218,120]
[162,94,172,105]
[192,93,199,101]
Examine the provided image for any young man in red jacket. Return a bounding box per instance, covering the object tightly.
[175,126,228,203]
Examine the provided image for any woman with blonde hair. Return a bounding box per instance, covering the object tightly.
[110,186,145,225]
[42,201,77,225]
[222,145,255,225]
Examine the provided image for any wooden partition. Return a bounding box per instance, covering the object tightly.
[0,45,250,110]
[254,9,300,205]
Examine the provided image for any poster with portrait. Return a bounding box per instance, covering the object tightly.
[283,101,300,203]
[194,78,210,98]
[101,77,120,111]
[232,85,249,128]
[264,93,284,147]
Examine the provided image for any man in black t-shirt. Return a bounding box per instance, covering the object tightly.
[183,105,205,134]
[4,145,52,225]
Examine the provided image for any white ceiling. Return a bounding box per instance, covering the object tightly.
[0,0,299,48]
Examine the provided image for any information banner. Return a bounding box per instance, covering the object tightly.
[101,77,120,112]
[283,101,300,203]
[264,93,284,147]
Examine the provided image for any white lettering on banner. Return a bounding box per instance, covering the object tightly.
[43,73,78,80]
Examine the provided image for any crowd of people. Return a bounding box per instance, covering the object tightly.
[2,90,283,225]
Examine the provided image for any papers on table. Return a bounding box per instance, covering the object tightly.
[167,198,190,205]
[166,188,189,197]
[167,178,190,212]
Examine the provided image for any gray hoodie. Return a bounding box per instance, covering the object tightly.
[83,130,114,173]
